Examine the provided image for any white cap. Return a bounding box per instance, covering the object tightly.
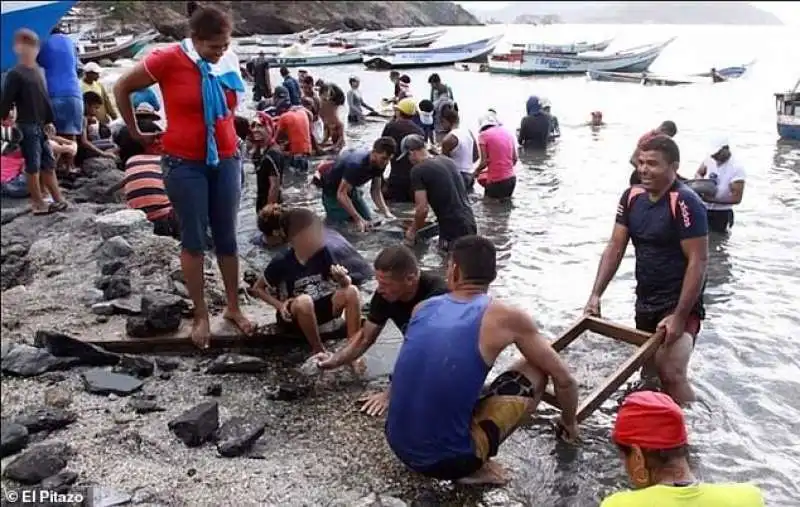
[478,112,499,130]
[709,135,729,155]
[83,62,102,74]
[134,102,159,118]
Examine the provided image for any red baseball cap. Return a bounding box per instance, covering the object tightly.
[612,391,688,449]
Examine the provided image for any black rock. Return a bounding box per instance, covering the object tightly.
[34,330,120,366]
[1,257,31,291]
[116,355,155,378]
[158,372,172,380]
[0,422,29,457]
[168,402,219,447]
[100,260,127,276]
[1,344,61,377]
[204,383,222,397]
[12,407,77,433]
[127,399,165,414]
[205,354,268,374]
[2,441,72,484]
[81,369,143,396]
[154,356,181,372]
[100,275,132,300]
[40,470,78,493]
[266,384,312,402]
[216,416,267,457]
[141,293,186,333]
[97,236,134,260]
[125,315,152,338]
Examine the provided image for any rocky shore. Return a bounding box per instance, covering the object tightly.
[80,1,481,40]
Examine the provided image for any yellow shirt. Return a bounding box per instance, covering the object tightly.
[80,80,117,123]
[601,484,764,507]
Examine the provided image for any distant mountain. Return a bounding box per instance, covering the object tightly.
[471,1,783,25]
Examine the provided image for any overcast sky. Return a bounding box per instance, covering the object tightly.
[455,1,800,25]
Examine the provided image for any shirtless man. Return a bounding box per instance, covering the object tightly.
[386,235,579,485]
[319,103,345,155]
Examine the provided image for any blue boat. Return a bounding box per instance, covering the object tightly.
[775,79,800,141]
[1,1,77,73]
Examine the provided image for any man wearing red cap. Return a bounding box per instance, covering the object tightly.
[603,391,764,506]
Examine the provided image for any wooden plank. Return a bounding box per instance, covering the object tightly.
[575,329,665,422]
[584,316,651,346]
[550,316,588,352]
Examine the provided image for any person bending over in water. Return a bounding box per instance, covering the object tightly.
[385,236,579,485]
[585,135,707,404]
[249,112,285,213]
[250,208,362,355]
[317,245,448,415]
[602,391,764,507]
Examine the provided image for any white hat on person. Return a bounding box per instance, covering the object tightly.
[83,62,102,74]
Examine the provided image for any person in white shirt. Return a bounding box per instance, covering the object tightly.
[695,137,746,233]
[439,107,478,192]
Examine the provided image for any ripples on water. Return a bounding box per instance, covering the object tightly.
[228,24,800,505]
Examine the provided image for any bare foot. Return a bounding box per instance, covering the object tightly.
[456,460,509,486]
[223,308,255,336]
[191,316,211,350]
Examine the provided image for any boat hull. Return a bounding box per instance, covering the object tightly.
[363,36,502,70]
[265,52,363,67]
[490,39,673,75]
[587,70,694,86]
[79,31,159,64]
[778,117,800,141]
[1,1,77,72]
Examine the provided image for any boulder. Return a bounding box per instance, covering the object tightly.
[81,288,106,306]
[40,470,78,493]
[168,402,219,447]
[116,355,155,378]
[97,236,134,261]
[34,330,120,366]
[12,407,77,433]
[1,340,15,360]
[205,354,268,374]
[95,209,150,240]
[125,316,151,338]
[154,356,181,372]
[0,422,29,457]
[3,441,72,484]
[100,259,127,276]
[95,274,132,300]
[82,156,119,177]
[141,293,186,333]
[1,254,31,291]
[1,344,61,377]
[216,416,267,457]
[73,162,124,204]
[81,369,143,396]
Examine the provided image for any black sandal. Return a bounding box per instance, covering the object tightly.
[51,201,68,212]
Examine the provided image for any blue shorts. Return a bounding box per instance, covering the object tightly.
[17,123,55,174]
[162,155,242,255]
[50,96,84,136]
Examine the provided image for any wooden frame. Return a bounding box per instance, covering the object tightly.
[541,316,664,423]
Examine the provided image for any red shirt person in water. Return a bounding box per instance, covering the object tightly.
[114,5,253,348]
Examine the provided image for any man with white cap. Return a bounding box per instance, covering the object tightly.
[695,137,745,233]
[80,62,117,124]
[400,133,476,250]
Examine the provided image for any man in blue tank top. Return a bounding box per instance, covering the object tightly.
[386,236,580,485]
[584,135,708,405]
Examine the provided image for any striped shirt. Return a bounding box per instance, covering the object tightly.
[122,155,172,221]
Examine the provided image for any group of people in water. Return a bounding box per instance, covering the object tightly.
[0,2,759,504]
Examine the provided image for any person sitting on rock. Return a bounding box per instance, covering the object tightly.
[250,208,363,355]
[77,91,118,168]
[113,103,163,166]
[120,153,180,239]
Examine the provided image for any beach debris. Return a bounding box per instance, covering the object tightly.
[95,209,150,240]
[154,356,181,372]
[82,369,144,396]
[216,416,267,457]
[12,407,77,433]
[265,384,312,402]
[1,344,61,377]
[2,441,72,484]
[35,329,120,366]
[168,402,219,447]
[116,355,155,378]
[0,422,29,457]
[125,316,151,338]
[142,292,186,332]
[205,353,268,374]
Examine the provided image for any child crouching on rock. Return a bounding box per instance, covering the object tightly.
[249,208,363,358]
[77,91,118,168]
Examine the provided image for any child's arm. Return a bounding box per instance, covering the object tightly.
[250,275,285,310]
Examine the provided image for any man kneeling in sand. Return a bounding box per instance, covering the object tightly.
[385,235,579,485]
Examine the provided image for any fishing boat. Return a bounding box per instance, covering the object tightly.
[1,0,77,73]
[265,38,398,67]
[363,35,504,70]
[277,28,320,47]
[330,29,415,49]
[391,29,447,49]
[489,37,675,75]
[78,30,159,63]
[499,38,613,57]
[586,62,754,86]
[776,79,800,141]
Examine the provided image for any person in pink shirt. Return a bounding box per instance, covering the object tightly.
[474,112,517,199]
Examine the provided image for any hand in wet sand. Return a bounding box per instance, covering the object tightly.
[359,390,390,417]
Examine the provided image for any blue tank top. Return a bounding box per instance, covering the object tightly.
[36,34,81,98]
[386,293,491,470]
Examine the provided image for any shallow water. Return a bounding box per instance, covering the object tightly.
[118,23,800,505]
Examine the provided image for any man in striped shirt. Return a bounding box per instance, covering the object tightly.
[121,154,178,238]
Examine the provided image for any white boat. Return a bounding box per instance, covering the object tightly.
[363,35,504,69]
[391,29,447,49]
[776,78,800,141]
[331,29,415,49]
[265,38,398,67]
[489,38,675,75]
[503,38,613,56]
[277,28,320,47]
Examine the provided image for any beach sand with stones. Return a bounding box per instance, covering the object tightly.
[0,158,518,506]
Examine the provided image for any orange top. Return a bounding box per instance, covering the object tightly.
[277,108,311,156]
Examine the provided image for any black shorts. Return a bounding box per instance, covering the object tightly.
[484,176,516,199]
[460,172,474,193]
[707,209,734,233]
[416,371,536,481]
[635,308,702,344]
[276,294,336,332]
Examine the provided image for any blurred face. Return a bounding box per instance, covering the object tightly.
[350,80,359,89]
[637,149,675,192]
[370,150,392,170]
[194,32,231,63]
[291,219,324,253]
[375,270,417,302]
[408,148,426,165]
[84,71,99,83]
[13,41,39,62]
[711,146,731,164]
[250,121,268,143]
[87,103,101,117]
[301,82,314,95]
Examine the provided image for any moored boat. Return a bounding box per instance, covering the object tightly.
[587,61,754,86]
[1,0,77,73]
[776,79,800,141]
[78,30,159,64]
[390,29,447,49]
[363,35,504,70]
[489,37,675,75]
[265,38,397,67]
[501,38,613,56]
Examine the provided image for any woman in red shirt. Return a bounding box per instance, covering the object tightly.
[113,5,252,348]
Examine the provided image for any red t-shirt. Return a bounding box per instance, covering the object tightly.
[277,108,311,156]
[143,44,237,162]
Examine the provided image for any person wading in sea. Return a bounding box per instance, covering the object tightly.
[602,391,765,507]
[385,236,579,486]
[440,107,479,192]
[381,98,424,203]
[629,120,677,184]
[584,135,708,404]
[316,245,448,416]
[694,137,746,234]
